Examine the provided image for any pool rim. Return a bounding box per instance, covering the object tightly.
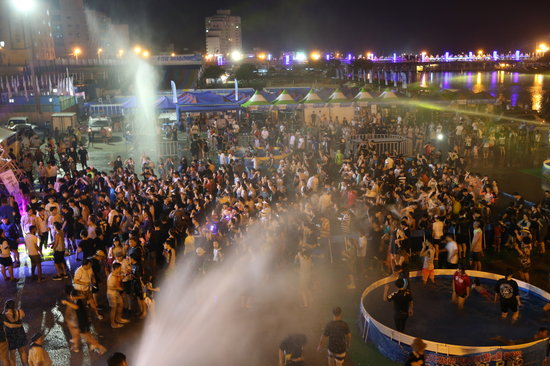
[360,269,549,355]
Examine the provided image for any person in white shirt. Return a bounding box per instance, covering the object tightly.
[444,236,459,269]
[25,226,44,281]
[73,259,102,319]
[47,207,62,242]
[357,231,368,276]
[306,174,319,192]
[219,152,227,166]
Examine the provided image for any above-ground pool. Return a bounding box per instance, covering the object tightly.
[359,270,550,365]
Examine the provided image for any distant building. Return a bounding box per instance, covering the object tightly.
[48,0,90,58]
[85,9,130,58]
[0,0,55,65]
[205,9,241,56]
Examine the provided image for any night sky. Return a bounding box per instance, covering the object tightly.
[85,0,550,54]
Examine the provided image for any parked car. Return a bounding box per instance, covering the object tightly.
[88,118,112,133]
[5,117,34,130]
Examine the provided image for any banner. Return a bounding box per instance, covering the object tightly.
[360,316,548,366]
[0,170,19,194]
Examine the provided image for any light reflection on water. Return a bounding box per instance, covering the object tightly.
[415,71,549,111]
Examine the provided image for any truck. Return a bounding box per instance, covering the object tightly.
[51,112,77,133]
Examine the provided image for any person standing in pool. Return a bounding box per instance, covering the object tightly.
[452,264,470,310]
[384,278,413,332]
[494,270,521,322]
[420,240,435,285]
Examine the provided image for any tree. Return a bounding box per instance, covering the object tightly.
[201,65,225,81]
[351,59,374,72]
[234,63,258,83]
[326,59,341,78]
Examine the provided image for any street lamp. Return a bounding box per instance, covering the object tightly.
[142,50,150,58]
[133,46,142,54]
[118,49,124,58]
[97,48,103,59]
[230,50,243,62]
[11,0,41,117]
[73,47,81,60]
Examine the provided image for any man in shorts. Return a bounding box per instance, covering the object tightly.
[317,307,351,366]
[452,264,470,310]
[24,225,44,281]
[107,263,129,328]
[52,222,68,280]
[494,269,520,322]
[420,240,435,285]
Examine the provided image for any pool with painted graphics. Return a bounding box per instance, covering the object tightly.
[363,273,548,346]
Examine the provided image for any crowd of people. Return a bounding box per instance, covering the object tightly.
[0,102,548,366]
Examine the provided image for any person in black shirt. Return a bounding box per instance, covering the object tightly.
[317,307,351,366]
[278,334,307,366]
[77,230,96,261]
[384,278,413,332]
[494,269,520,322]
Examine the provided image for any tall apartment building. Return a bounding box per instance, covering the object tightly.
[205,9,241,56]
[0,0,55,65]
[85,9,130,58]
[48,0,90,58]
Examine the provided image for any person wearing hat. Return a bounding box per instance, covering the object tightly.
[405,338,426,366]
[28,332,52,366]
[384,278,413,332]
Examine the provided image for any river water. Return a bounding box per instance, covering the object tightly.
[413,71,549,111]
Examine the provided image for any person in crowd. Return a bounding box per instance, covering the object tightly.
[452,264,471,310]
[405,338,427,366]
[52,222,68,280]
[28,332,52,366]
[107,262,129,328]
[107,352,128,366]
[470,221,484,271]
[0,298,8,366]
[0,231,16,282]
[384,278,413,332]
[420,240,435,285]
[24,226,44,282]
[317,307,351,366]
[278,334,307,366]
[295,249,313,308]
[73,259,102,320]
[3,299,28,366]
[494,270,521,322]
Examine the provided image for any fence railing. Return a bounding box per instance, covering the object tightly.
[351,133,413,156]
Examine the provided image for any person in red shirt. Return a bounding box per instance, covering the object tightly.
[452,264,470,310]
